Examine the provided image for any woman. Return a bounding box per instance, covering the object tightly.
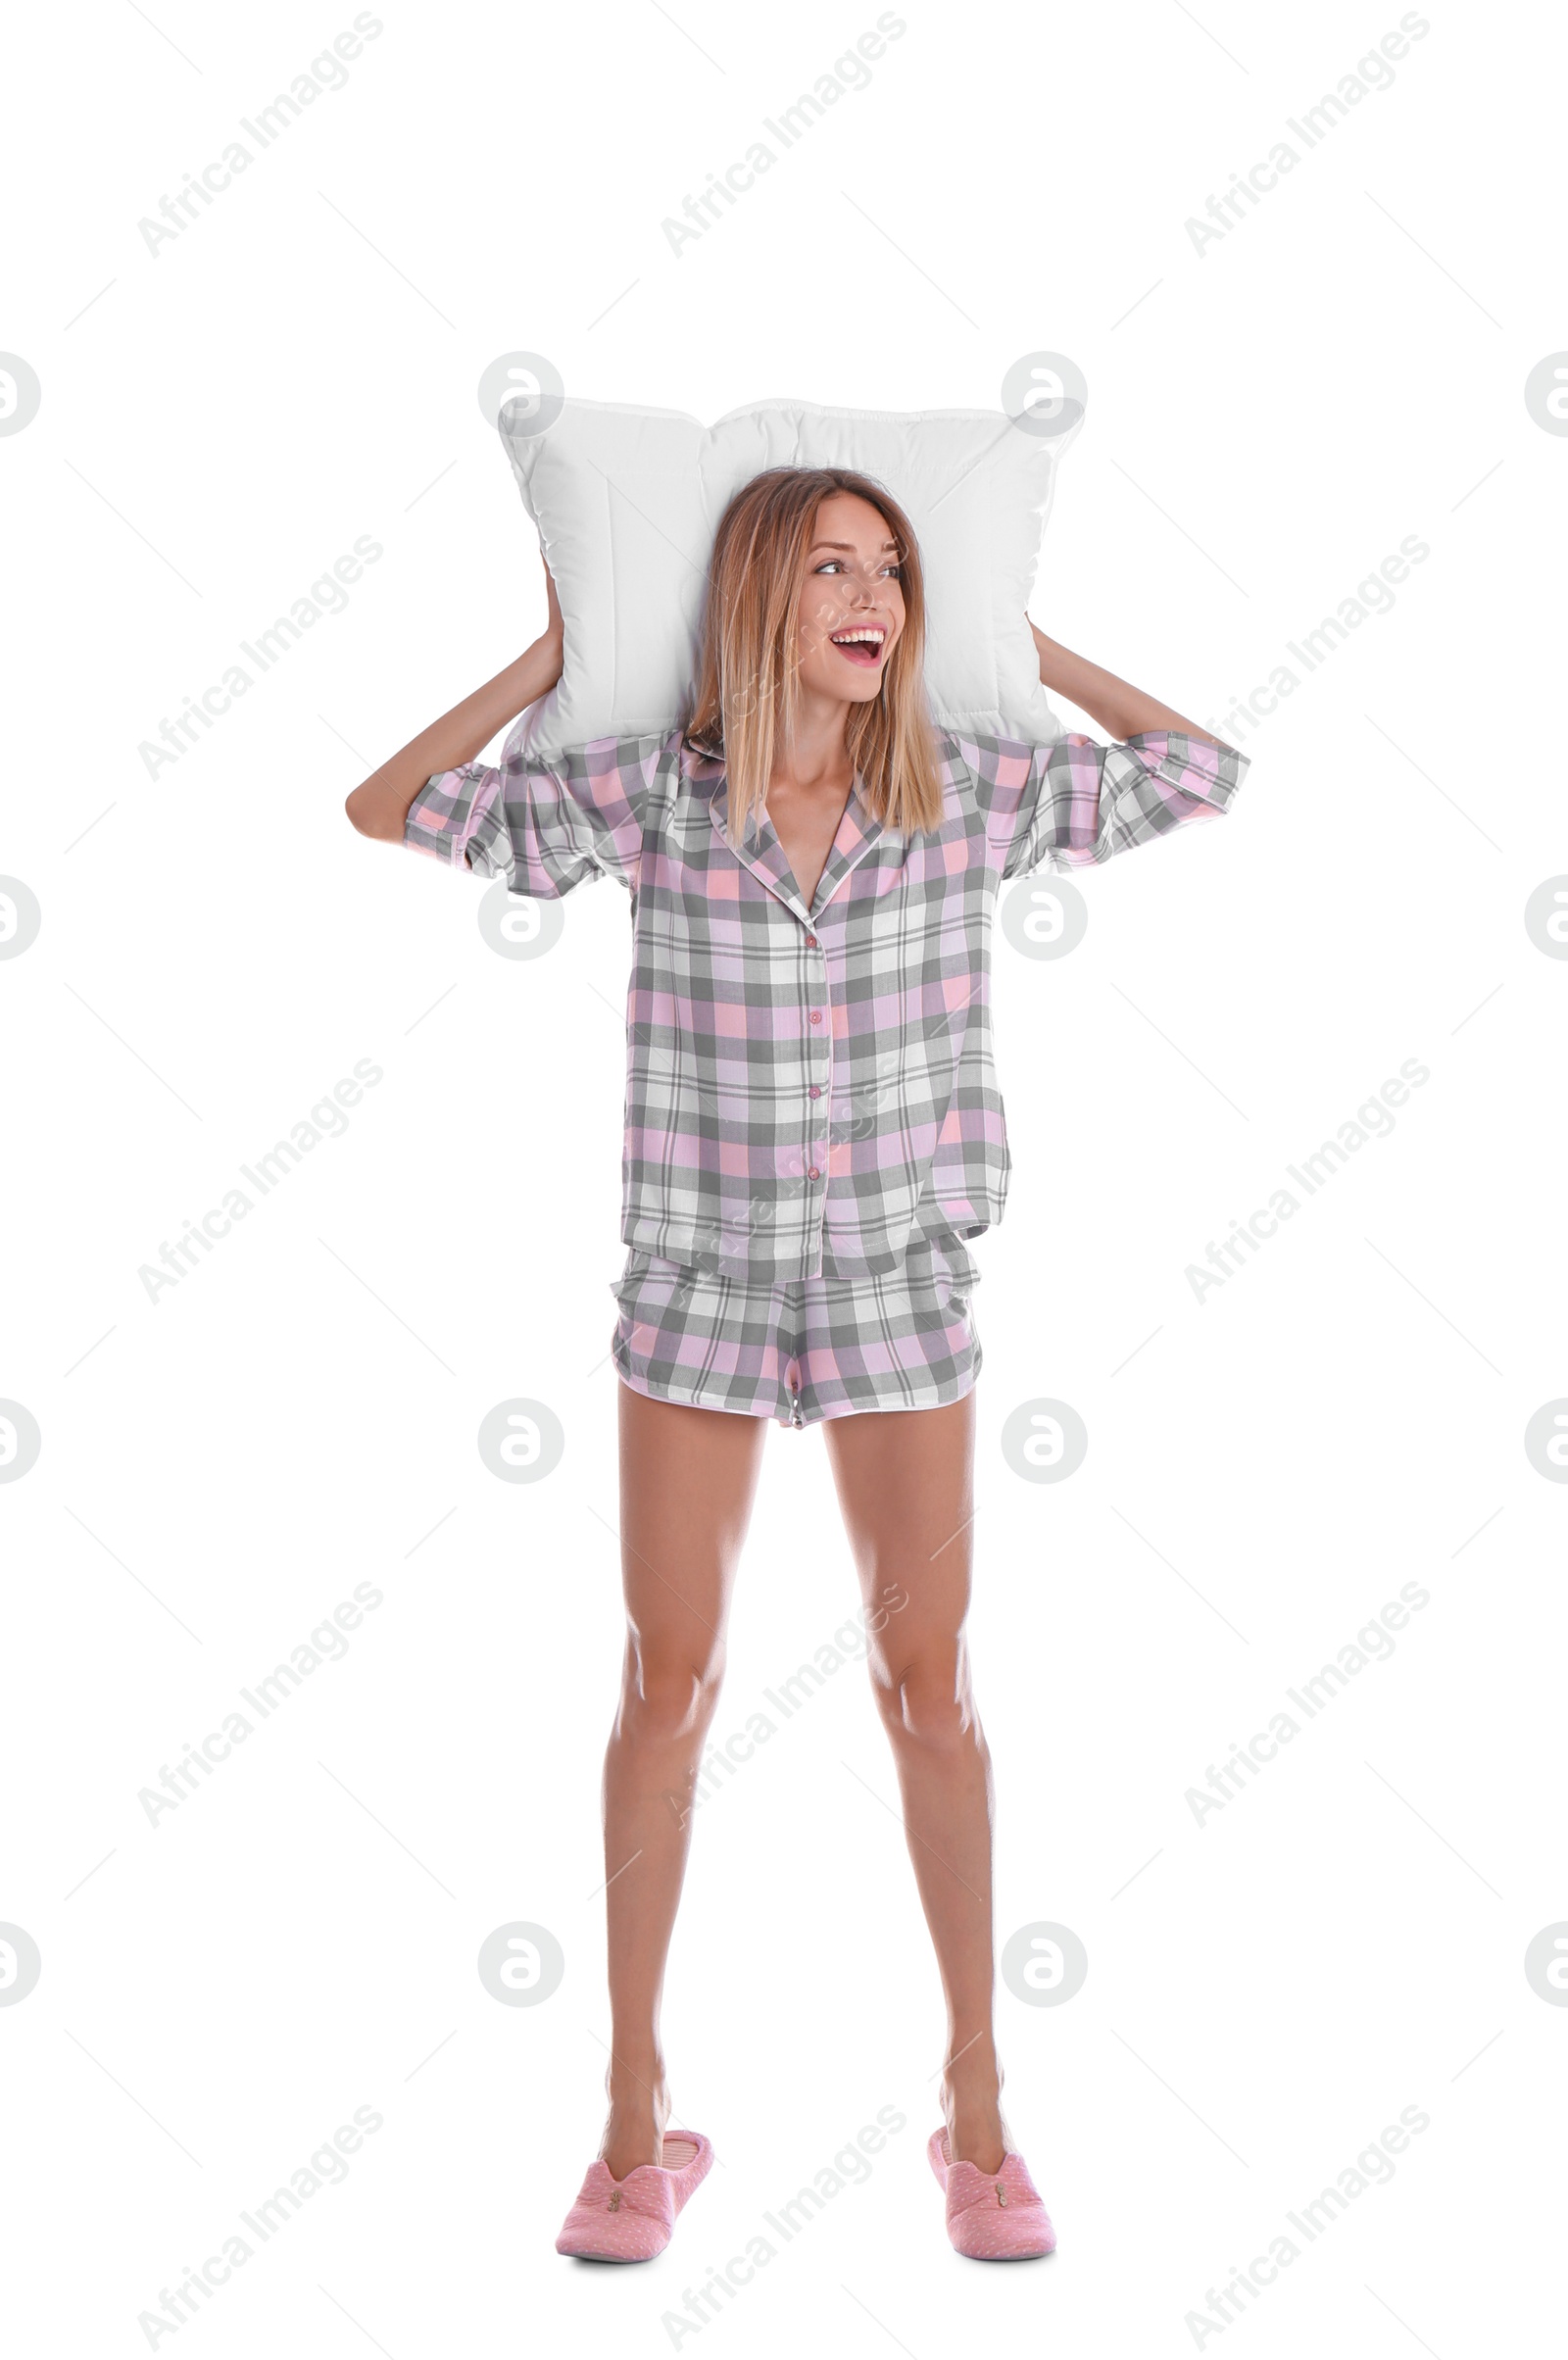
[346,466,1249,2262]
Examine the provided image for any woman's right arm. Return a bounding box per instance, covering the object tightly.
[344,561,564,843]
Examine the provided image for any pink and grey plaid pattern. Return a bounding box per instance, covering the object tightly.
[610,1211,982,1428]
[403,723,1248,1283]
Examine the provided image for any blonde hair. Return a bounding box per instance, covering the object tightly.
[684,467,946,848]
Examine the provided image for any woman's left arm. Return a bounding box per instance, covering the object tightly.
[1027,621,1235,753]
[984,620,1250,877]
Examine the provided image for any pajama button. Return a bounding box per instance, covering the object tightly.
[806,934,818,948]
[809,1010,821,1024]
[808,1084,821,1099]
[808,1165,820,1181]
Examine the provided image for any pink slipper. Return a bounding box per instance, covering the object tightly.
[555,2130,714,2262]
[928,2126,1056,2260]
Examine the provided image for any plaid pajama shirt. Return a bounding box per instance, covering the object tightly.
[404,721,1248,1422]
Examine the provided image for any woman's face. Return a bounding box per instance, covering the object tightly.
[791,491,906,709]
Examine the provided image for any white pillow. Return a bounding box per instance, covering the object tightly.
[497,396,1082,760]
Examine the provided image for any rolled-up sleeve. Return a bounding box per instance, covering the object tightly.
[402,733,664,898]
[1004,730,1250,880]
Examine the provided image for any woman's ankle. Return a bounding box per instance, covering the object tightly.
[940,2036,1009,2172]
[940,2032,1002,2103]
[602,2053,670,2126]
[600,2076,671,2180]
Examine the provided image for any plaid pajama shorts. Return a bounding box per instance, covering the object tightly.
[609,1226,983,1429]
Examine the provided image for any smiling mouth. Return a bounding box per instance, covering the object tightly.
[829,625,888,668]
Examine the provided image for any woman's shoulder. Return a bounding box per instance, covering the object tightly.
[933,723,1053,794]
[517,728,685,786]
[934,719,1051,755]
[555,725,684,762]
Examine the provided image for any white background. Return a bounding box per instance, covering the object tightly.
[3,1,1565,2353]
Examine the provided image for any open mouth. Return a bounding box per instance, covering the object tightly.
[828,625,888,668]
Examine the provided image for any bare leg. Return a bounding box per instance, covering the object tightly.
[599,1383,769,2180]
[822,1390,1008,2173]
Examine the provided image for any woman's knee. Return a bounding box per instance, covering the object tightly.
[871,1643,977,1753]
[618,1640,727,1744]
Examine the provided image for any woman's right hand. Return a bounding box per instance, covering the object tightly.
[539,549,564,680]
[345,563,568,843]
